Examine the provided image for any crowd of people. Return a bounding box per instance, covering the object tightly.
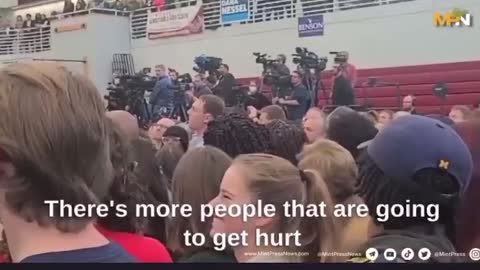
[0,61,478,263]
[0,13,51,55]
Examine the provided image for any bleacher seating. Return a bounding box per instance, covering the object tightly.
[239,61,480,115]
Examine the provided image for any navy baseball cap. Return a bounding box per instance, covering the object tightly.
[363,115,473,193]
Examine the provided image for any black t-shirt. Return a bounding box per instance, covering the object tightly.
[245,92,271,110]
[287,84,310,121]
[20,242,136,263]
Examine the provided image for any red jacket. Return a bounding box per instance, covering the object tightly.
[97,226,172,262]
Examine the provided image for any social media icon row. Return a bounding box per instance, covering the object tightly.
[365,248,432,261]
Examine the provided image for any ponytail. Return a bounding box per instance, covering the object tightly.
[0,230,11,262]
[300,169,338,262]
[233,154,339,262]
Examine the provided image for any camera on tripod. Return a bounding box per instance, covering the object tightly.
[104,70,155,128]
[253,52,291,88]
[169,72,193,102]
[293,47,328,72]
[104,72,156,111]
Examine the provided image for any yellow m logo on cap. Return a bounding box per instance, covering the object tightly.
[439,160,450,170]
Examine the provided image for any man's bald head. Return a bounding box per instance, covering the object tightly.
[106,110,139,142]
[149,117,176,142]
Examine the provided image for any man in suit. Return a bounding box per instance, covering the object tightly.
[212,64,236,107]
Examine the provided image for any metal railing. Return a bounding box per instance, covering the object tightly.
[0,8,131,57]
[131,0,416,40]
[51,7,131,20]
[0,26,51,56]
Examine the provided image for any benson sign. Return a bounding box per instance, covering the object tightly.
[298,15,324,38]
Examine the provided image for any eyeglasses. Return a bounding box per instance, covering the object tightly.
[162,136,181,144]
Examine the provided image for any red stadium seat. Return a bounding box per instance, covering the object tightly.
[241,61,480,113]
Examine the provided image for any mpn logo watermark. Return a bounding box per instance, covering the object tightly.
[434,9,473,27]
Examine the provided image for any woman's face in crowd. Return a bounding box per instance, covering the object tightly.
[210,165,257,237]
[378,112,392,124]
[303,110,325,143]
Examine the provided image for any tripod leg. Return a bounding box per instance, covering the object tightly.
[168,106,176,120]
[181,106,188,122]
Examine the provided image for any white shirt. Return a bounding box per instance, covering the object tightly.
[189,133,204,149]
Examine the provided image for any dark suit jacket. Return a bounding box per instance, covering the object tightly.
[22,20,35,29]
[213,73,236,106]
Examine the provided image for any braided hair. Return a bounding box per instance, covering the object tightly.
[356,152,460,243]
[266,119,306,165]
[204,113,273,158]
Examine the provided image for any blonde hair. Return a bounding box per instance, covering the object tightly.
[155,64,166,71]
[379,109,394,119]
[168,146,232,257]
[451,105,473,120]
[233,154,338,262]
[0,62,112,232]
[299,140,369,256]
[299,139,359,205]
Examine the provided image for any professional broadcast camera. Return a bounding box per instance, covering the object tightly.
[292,47,328,72]
[170,73,193,99]
[330,51,349,64]
[253,52,291,88]
[169,73,193,121]
[104,71,155,127]
[193,55,223,74]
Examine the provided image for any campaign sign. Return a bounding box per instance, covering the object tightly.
[147,3,204,40]
[298,15,324,38]
[221,0,249,23]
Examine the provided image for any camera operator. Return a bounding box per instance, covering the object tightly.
[212,63,236,107]
[277,71,311,121]
[331,51,357,106]
[274,54,291,78]
[271,54,291,97]
[192,73,213,98]
[150,64,173,118]
[245,80,271,110]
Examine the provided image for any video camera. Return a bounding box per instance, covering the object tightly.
[253,52,276,67]
[169,73,193,105]
[104,70,155,128]
[193,55,223,74]
[104,72,156,111]
[293,47,328,72]
[330,51,349,64]
[253,52,291,87]
[170,73,192,92]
